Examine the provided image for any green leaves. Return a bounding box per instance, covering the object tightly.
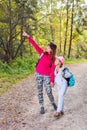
[0,55,38,95]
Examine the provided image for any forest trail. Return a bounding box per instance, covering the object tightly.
[0,62,87,130]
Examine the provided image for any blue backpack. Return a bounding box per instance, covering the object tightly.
[63,68,75,87]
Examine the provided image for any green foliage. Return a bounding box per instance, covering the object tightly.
[65,58,87,64]
[0,55,38,75]
[0,0,38,62]
[0,55,38,96]
[0,61,13,74]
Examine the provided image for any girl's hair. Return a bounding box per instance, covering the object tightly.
[60,62,63,68]
[48,42,57,63]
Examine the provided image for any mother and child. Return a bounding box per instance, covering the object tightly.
[23,31,71,119]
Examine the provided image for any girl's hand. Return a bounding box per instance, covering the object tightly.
[22,31,29,37]
[50,82,54,87]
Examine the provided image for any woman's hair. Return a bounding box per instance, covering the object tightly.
[48,42,57,63]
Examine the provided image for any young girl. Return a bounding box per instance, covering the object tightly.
[54,56,71,118]
[23,31,57,114]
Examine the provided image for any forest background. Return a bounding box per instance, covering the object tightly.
[0,0,87,95]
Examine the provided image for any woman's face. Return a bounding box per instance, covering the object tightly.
[46,45,52,54]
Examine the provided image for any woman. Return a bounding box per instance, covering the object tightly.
[23,31,57,114]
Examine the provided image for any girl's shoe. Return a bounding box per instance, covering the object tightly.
[61,111,64,115]
[54,112,61,118]
[54,112,63,119]
[40,107,45,114]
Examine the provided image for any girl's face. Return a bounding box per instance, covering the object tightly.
[46,45,52,54]
[55,58,61,67]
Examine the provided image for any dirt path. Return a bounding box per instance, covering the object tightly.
[0,63,87,130]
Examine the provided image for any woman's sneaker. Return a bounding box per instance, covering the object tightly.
[40,107,45,114]
[52,103,57,110]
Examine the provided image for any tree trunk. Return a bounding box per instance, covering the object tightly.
[49,18,54,42]
[68,0,74,58]
[63,0,69,56]
[20,17,24,57]
[59,10,62,53]
[49,0,54,42]
[8,0,14,60]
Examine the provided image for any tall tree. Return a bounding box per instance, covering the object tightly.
[68,0,75,58]
[0,0,37,62]
[59,9,62,54]
[63,0,69,56]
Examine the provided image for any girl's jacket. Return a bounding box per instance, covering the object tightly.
[54,66,72,87]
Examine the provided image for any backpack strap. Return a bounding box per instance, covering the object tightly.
[62,67,70,84]
[62,67,69,73]
[35,52,44,67]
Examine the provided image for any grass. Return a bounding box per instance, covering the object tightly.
[65,58,87,64]
[0,56,38,96]
[0,57,87,96]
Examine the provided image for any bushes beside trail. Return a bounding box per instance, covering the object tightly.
[0,55,38,96]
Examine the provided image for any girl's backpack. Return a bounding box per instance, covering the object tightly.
[63,68,75,87]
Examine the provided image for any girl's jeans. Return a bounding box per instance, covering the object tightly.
[35,72,54,107]
[57,84,67,112]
